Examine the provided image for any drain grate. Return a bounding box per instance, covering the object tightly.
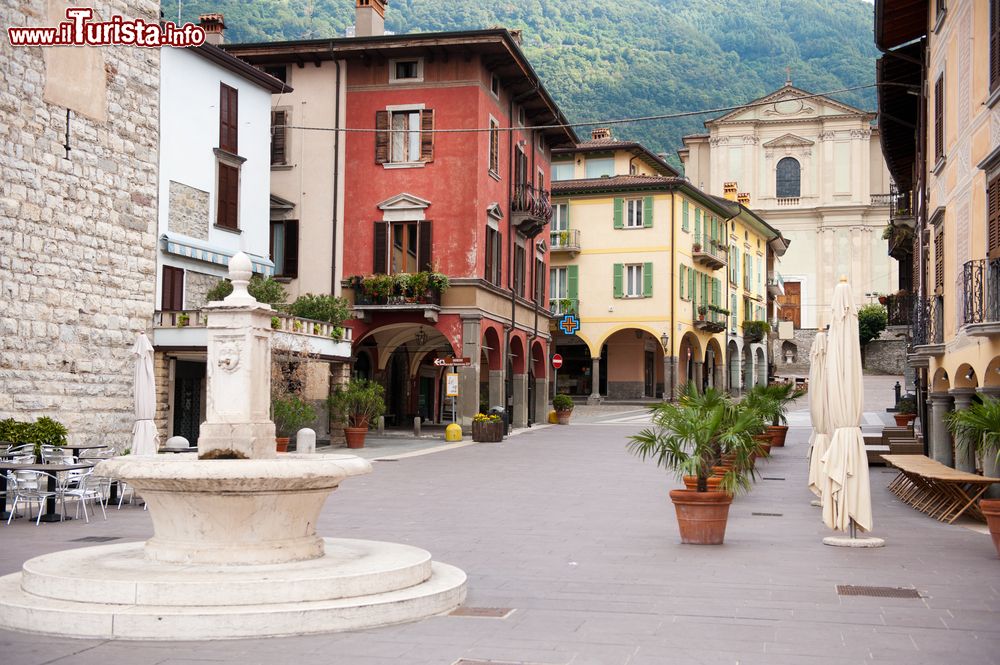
[836,585,921,599]
[449,607,515,619]
[761,477,786,481]
[453,661,544,665]
[375,458,399,462]
[70,536,121,543]
[751,512,783,517]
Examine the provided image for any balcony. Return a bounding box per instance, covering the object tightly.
[963,258,1000,335]
[348,275,443,323]
[692,234,728,270]
[550,229,581,255]
[775,197,799,207]
[884,293,913,326]
[549,297,579,317]
[889,186,913,222]
[511,183,552,238]
[912,296,944,354]
[152,310,353,359]
[694,306,727,334]
[766,270,784,296]
[870,193,894,206]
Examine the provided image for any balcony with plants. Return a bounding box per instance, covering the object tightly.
[692,234,728,271]
[694,303,729,333]
[741,320,771,343]
[347,272,450,323]
[549,297,580,317]
[511,183,552,238]
[549,228,581,255]
[766,270,784,296]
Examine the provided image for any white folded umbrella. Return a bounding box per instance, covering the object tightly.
[130,332,159,456]
[806,332,830,498]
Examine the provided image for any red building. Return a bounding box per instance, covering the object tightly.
[227,4,575,428]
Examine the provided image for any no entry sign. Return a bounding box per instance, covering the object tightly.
[551,354,563,369]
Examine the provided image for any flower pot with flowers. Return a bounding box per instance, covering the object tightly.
[329,379,385,449]
[553,394,575,425]
[472,412,504,442]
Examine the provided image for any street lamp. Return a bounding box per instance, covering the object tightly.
[660,332,671,402]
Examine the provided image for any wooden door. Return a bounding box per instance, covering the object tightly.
[778,281,801,328]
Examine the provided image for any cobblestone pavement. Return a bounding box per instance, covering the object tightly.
[2,373,997,665]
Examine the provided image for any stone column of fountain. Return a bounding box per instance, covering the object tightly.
[0,253,466,640]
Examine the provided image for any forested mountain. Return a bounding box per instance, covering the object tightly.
[163,0,879,158]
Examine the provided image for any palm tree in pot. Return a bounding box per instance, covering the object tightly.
[628,385,758,545]
[329,379,386,449]
[946,396,1000,558]
[743,383,805,446]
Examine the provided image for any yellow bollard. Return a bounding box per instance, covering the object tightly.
[548,410,558,424]
[444,423,463,442]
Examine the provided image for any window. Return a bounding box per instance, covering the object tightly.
[550,266,567,300]
[534,255,546,303]
[270,220,299,278]
[682,199,689,231]
[625,264,643,297]
[372,220,432,274]
[731,294,738,332]
[489,117,500,176]
[552,203,569,231]
[375,108,433,164]
[743,296,752,322]
[490,74,501,98]
[615,197,652,229]
[613,262,653,298]
[219,83,238,154]
[517,107,526,126]
[552,161,574,181]
[992,0,1000,93]
[730,245,739,283]
[775,157,800,198]
[262,65,287,84]
[485,225,502,285]
[934,75,945,165]
[626,199,643,228]
[585,157,614,179]
[989,173,1000,259]
[390,58,422,83]
[162,266,184,310]
[934,225,945,293]
[271,109,288,166]
[216,162,239,230]
[549,265,577,314]
[679,264,688,300]
[514,243,526,298]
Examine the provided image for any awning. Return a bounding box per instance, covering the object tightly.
[877,40,924,193]
[875,0,927,52]
[161,233,274,277]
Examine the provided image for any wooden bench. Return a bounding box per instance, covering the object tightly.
[887,438,923,455]
[881,426,913,446]
[881,454,1000,523]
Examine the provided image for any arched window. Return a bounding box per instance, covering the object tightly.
[776,157,801,198]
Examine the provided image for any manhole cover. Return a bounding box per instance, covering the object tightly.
[836,585,921,598]
[752,512,783,517]
[70,536,121,543]
[449,607,515,619]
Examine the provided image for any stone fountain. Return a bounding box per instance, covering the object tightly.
[0,253,466,640]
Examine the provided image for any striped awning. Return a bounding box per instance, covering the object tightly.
[160,233,274,277]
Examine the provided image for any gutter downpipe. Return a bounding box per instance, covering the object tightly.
[669,191,675,401]
[506,93,515,417]
[330,51,342,296]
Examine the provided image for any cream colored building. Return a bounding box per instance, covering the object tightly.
[876,0,1000,486]
[679,83,897,331]
[549,131,784,400]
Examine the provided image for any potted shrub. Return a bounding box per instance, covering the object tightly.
[330,326,345,341]
[472,412,504,442]
[697,305,707,320]
[176,313,190,327]
[743,383,805,447]
[270,316,281,330]
[894,395,917,427]
[946,396,1000,557]
[329,379,386,449]
[742,320,771,343]
[553,394,574,425]
[693,242,702,253]
[627,385,758,545]
[271,395,316,453]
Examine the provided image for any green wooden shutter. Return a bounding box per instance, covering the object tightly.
[613,198,624,229]
[688,267,695,303]
[613,263,623,298]
[731,294,738,331]
[694,209,702,241]
[565,202,571,228]
[679,265,686,299]
[643,196,653,228]
[567,265,579,301]
[682,200,689,231]
[713,277,721,306]
[643,262,653,296]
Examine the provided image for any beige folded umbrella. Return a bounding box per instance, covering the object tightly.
[130,332,159,456]
[820,279,873,535]
[806,332,830,498]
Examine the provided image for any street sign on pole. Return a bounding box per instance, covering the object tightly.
[552,354,563,369]
[433,356,472,367]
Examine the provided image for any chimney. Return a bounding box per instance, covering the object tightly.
[723,182,738,201]
[590,127,612,141]
[737,192,751,206]
[198,13,225,45]
[355,0,387,37]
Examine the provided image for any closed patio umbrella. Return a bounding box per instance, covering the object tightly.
[806,332,830,499]
[820,278,880,545]
[130,332,159,456]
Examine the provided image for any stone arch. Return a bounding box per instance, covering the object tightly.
[953,363,979,389]
[601,328,666,399]
[931,367,951,393]
[727,340,740,392]
[755,346,767,386]
[354,348,373,380]
[781,341,798,365]
[482,327,502,371]
[985,357,1000,387]
[531,341,547,379]
[678,332,703,391]
[705,338,724,391]
[510,335,526,375]
[595,324,666,352]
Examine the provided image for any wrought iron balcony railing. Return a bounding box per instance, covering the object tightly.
[692,234,727,270]
[549,228,581,253]
[913,296,943,347]
[511,184,553,224]
[884,293,914,326]
[963,258,1000,325]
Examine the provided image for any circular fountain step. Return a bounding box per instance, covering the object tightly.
[21,538,432,607]
[0,541,466,640]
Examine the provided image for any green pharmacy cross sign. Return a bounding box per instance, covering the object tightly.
[559,314,580,336]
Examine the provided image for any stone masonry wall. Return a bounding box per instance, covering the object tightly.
[0,1,160,448]
[863,326,908,376]
[771,328,817,379]
[152,350,170,443]
[184,270,219,311]
[167,180,209,240]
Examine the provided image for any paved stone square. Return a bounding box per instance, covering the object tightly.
[1,378,997,664]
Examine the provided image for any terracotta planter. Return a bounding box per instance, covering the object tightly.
[344,427,367,449]
[893,413,915,427]
[682,476,722,491]
[752,435,772,457]
[275,437,289,453]
[472,420,503,442]
[556,410,572,425]
[767,425,788,447]
[668,489,733,545]
[981,498,1000,558]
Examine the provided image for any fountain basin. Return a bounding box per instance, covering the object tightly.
[95,453,372,565]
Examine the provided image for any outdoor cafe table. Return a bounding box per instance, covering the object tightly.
[881,454,1000,523]
[66,443,114,458]
[0,461,96,523]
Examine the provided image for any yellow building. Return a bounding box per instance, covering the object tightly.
[549,130,787,401]
[877,0,1000,485]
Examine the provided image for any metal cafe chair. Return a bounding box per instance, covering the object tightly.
[6,470,59,526]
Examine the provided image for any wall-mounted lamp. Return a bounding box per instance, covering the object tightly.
[660,332,670,351]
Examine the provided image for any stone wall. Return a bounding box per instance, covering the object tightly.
[167,181,209,240]
[863,326,909,376]
[184,270,219,311]
[771,328,817,379]
[152,351,171,445]
[0,0,160,447]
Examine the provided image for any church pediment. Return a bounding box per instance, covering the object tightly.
[708,85,872,126]
[762,133,815,148]
[377,192,431,211]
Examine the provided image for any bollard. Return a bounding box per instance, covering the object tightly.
[296,428,316,454]
[894,381,901,406]
[377,415,385,436]
[444,423,462,441]
[165,436,190,449]
[413,417,421,437]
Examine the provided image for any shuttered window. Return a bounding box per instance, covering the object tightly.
[375,109,435,164]
[219,83,238,154]
[679,265,687,300]
[934,225,945,292]
[681,200,689,231]
[270,110,287,166]
[485,226,502,285]
[992,0,1000,93]
[489,117,500,175]
[934,75,944,164]
[613,198,624,229]
[269,219,298,278]
[216,163,239,230]
[514,243,526,297]
[373,221,433,274]
[534,256,545,303]
[162,266,184,311]
[989,174,1000,259]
